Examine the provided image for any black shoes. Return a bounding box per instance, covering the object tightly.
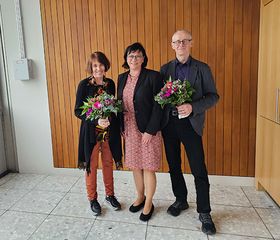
[167,200,189,216]
[199,213,216,235]
[90,199,101,216]
[105,195,121,210]
[139,204,154,222]
[129,197,146,213]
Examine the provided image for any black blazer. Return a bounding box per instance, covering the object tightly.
[74,77,122,172]
[160,56,219,136]
[117,68,163,135]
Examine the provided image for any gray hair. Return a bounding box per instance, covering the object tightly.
[172,30,192,41]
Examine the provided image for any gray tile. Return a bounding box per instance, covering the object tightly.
[148,200,201,231]
[0,210,46,240]
[87,220,146,240]
[212,205,271,238]
[35,175,79,192]
[30,215,93,240]
[256,207,280,239]
[0,187,29,210]
[52,192,101,218]
[0,173,17,186]
[0,209,5,216]
[209,233,273,239]
[210,185,251,207]
[11,190,65,214]
[242,186,278,208]
[146,226,207,240]
[97,196,146,225]
[113,177,135,197]
[0,174,47,190]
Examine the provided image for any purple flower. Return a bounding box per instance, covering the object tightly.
[86,108,93,117]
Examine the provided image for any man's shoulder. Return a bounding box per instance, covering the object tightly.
[190,57,209,69]
[160,60,175,70]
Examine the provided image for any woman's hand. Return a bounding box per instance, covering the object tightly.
[142,132,153,144]
[98,118,110,128]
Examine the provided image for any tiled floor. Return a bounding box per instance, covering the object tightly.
[0,172,279,240]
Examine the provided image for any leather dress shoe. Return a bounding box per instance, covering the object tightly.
[129,197,146,213]
[139,204,154,221]
[167,200,189,217]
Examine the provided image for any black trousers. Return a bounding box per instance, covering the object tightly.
[162,116,211,213]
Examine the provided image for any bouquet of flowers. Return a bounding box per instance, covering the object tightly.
[154,76,195,118]
[80,92,122,142]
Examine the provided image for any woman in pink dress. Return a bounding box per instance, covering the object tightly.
[117,42,163,221]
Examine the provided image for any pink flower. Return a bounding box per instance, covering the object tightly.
[93,101,102,109]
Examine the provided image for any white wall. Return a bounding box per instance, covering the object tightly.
[0,0,80,175]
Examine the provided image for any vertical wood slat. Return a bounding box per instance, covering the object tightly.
[41,0,260,177]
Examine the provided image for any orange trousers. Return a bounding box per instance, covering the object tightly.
[85,140,114,200]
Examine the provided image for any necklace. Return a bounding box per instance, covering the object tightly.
[129,72,139,78]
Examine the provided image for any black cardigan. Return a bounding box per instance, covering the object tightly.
[117,68,163,135]
[74,77,122,172]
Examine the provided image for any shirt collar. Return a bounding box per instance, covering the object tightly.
[175,56,191,66]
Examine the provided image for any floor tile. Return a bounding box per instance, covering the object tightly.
[256,207,280,239]
[242,186,278,208]
[146,226,207,240]
[113,177,136,197]
[210,185,251,207]
[0,209,5,216]
[148,200,201,231]
[208,233,273,239]
[11,190,65,214]
[0,173,17,186]
[52,192,101,218]
[0,174,47,190]
[34,175,79,192]
[0,187,29,210]
[212,205,271,238]
[30,215,93,240]
[0,210,46,240]
[86,219,146,240]
[97,196,146,225]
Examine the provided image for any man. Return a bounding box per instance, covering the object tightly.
[160,30,219,235]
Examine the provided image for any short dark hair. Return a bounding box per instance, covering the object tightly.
[86,51,110,74]
[122,42,148,69]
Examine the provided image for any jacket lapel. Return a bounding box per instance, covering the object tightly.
[167,60,176,81]
[188,57,198,86]
[133,68,147,99]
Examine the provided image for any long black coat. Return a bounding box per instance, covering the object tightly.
[117,68,163,135]
[74,77,122,172]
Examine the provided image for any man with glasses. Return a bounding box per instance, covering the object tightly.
[160,30,219,235]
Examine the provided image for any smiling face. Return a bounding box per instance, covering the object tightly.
[171,30,193,58]
[126,50,144,71]
[91,60,105,79]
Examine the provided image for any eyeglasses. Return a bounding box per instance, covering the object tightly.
[127,54,143,60]
[172,39,192,46]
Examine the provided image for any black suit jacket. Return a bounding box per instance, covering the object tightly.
[117,68,163,135]
[160,56,219,136]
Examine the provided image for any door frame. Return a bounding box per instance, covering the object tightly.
[0,4,18,173]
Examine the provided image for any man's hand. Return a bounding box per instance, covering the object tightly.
[142,132,153,144]
[177,103,192,117]
[98,118,110,128]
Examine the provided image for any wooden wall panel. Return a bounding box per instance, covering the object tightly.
[40,0,260,176]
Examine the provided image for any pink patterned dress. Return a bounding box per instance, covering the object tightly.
[123,74,162,171]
